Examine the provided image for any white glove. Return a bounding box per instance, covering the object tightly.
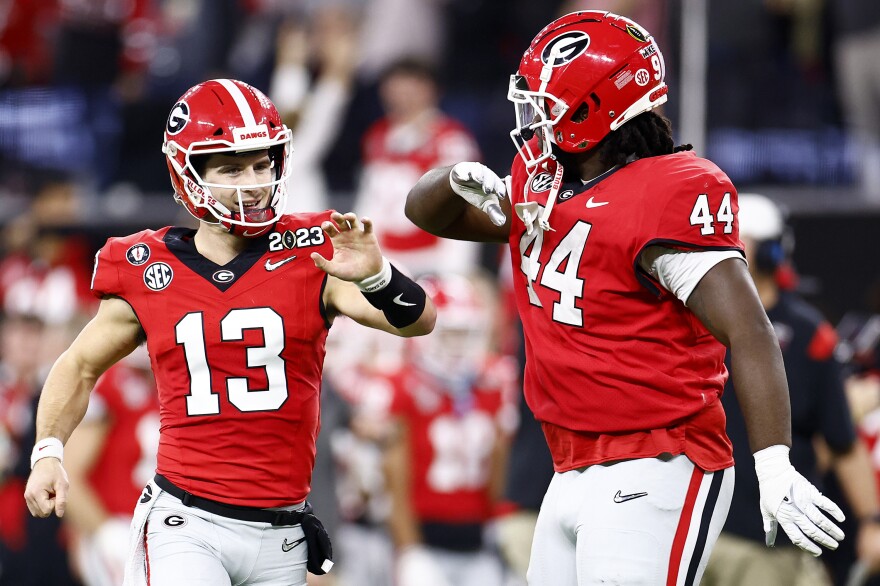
[449,162,508,226]
[755,445,845,556]
[397,545,449,586]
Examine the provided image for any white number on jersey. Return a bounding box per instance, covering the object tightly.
[426,412,495,493]
[716,192,734,234]
[176,308,289,416]
[518,211,592,327]
[269,227,325,252]
[689,192,734,236]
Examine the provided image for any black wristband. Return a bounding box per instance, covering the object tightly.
[361,264,426,328]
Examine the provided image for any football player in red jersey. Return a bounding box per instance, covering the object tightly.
[406,11,845,586]
[23,78,436,586]
[383,274,516,586]
[64,347,160,586]
[353,58,484,276]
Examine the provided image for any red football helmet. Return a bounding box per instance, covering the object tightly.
[162,79,293,237]
[410,274,494,387]
[509,11,668,169]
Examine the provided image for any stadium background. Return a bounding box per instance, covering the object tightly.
[0,0,876,321]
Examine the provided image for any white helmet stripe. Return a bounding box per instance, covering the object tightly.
[213,79,258,127]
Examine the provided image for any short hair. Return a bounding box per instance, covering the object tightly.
[379,57,439,86]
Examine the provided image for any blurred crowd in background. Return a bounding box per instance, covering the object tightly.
[0,0,879,585]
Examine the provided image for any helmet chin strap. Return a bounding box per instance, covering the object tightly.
[515,155,564,235]
[539,157,564,232]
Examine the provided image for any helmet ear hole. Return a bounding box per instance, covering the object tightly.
[571,103,590,123]
[213,128,224,136]
[269,144,286,180]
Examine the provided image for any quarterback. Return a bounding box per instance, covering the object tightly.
[406,11,844,586]
[24,78,435,586]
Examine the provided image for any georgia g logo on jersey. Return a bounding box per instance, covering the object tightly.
[166,102,190,135]
[541,32,591,67]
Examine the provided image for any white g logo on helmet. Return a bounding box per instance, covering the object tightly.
[166,102,190,135]
[541,31,591,67]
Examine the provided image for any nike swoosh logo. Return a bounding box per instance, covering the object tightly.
[613,490,648,503]
[281,537,305,552]
[586,197,610,208]
[265,256,297,271]
[393,293,416,307]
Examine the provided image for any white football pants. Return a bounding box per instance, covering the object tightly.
[136,491,308,585]
[528,454,734,586]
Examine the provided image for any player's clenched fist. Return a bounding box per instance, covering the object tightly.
[25,457,70,518]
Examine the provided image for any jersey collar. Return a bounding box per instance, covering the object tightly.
[164,227,271,292]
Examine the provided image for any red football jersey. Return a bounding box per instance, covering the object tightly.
[91,212,334,506]
[857,406,880,500]
[87,363,160,515]
[358,116,480,254]
[508,150,743,472]
[386,358,516,523]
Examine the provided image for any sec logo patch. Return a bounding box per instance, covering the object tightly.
[530,173,554,193]
[144,262,173,291]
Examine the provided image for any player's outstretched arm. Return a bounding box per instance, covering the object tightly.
[405,164,512,243]
[24,297,143,519]
[314,212,435,337]
[688,258,845,556]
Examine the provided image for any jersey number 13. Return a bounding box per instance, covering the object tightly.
[175,308,287,416]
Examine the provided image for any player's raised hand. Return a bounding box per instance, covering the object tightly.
[311,212,384,282]
[24,458,70,518]
[449,162,508,226]
[755,445,845,556]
